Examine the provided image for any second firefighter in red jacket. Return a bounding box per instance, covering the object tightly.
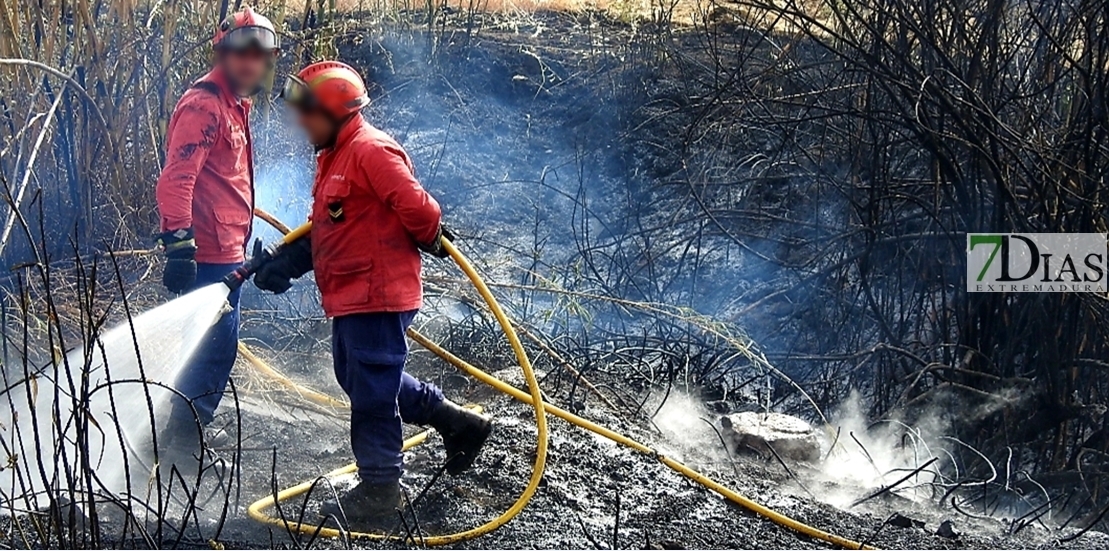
[253,61,491,527]
[154,6,279,456]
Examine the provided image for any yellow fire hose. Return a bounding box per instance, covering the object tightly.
[253,429,432,522]
[407,332,872,549]
[243,211,869,549]
[244,222,550,545]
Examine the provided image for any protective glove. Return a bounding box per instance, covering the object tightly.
[253,234,314,294]
[157,228,197,294]
[418,225,456,259]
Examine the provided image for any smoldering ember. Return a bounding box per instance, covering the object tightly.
[1,1,1109,550]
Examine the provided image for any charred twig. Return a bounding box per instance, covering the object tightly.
[859,513,900,549]
[574,512,605,550]
[612,488,620,551]
[848,458,938,509]
[822,426,841,463]
[765,441,818,502]
[1061,493,1094,530]
[1010,495,1058,535]
[849,432,884,482]
[699,417,739,477]
[1060,500,1109,543]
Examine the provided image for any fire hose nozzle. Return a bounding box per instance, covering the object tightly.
[222,238,270,291]
[221,221,313,292]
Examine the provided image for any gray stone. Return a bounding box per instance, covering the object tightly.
[936,520,959,539]
[720,411,821,462]
[888,512,925,529]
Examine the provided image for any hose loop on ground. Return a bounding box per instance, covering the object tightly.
[244,212,549,545]
[244,209,870,549]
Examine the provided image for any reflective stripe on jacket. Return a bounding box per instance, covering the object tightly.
[311,116,441,316]
[156,69,254,263]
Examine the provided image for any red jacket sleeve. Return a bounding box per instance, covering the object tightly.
[156,95,222,231]
[363,144,442,245]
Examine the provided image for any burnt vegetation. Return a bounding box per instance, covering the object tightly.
[649,0,1109,505]
[2,0,1109,547]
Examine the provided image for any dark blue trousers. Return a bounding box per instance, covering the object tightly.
[172,262,241,425]
[332,311,444,483]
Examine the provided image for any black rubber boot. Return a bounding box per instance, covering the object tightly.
[147,415,205,483]
[427,400,493,475]
[319,480,401,529]
[159,415,203,458]
[161,410,230,451]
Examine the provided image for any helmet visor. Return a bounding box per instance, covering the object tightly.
[219,25,280,52]
[280,75,316,110]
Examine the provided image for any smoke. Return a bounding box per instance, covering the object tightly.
[816,390,949,509]
[652,391,732,461]
[251,110,315,240]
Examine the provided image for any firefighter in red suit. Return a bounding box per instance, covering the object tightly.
[154,7,278,452]
[252,61,492,527]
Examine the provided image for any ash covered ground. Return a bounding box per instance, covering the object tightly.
[204,352,1109,550]
[13,10,1105,550]
[132,12,1109,550]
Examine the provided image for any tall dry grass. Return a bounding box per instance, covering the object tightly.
[0,0,231,260]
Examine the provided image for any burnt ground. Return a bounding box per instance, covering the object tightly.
[38,10,1109,550]
[205,349,1109,550]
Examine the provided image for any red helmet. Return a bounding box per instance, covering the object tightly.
[281,61,370,119]
[213,7,279,52]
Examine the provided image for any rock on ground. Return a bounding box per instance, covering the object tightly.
[720,411,821,462]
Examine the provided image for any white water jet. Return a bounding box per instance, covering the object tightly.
[0,283,229,513]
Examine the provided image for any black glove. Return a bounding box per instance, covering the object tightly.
[253,234,314,294]
[158,228,197,294]
[419,225,456,259]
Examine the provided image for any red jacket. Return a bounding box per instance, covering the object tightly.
[156,69,254,264]
[311,116,441,316]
